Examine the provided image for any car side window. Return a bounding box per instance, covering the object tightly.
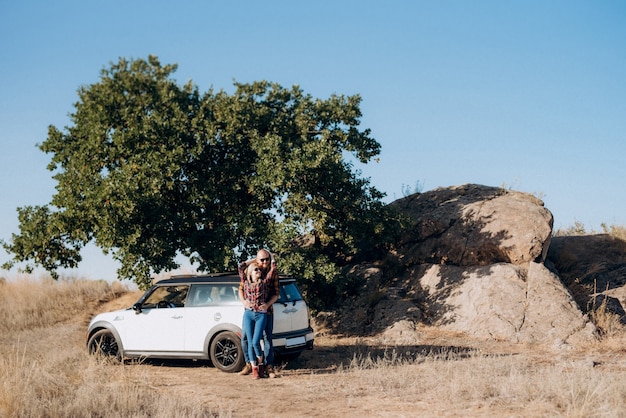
[188,284,240,307]
[142,285,189,308]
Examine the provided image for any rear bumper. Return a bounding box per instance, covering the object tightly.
[272,327,315,354]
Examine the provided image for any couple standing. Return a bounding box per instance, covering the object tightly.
[237,249,279,379]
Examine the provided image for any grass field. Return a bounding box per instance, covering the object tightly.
[1,276,626,417]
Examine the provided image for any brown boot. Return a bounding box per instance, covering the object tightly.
[238,363,252,376]
[251,365,260,380]
[256,356,266,378]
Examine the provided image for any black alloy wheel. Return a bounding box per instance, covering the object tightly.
[209,331,245,373]
[88,329,121,360]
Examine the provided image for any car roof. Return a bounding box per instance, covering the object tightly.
[153,272,296,286]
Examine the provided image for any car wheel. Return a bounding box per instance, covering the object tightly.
[209,331,245,373]
[88,329,121,361]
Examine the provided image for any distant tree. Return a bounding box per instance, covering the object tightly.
[401,180,424,197]
[2,56,399,297]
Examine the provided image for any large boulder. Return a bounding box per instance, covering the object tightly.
[547,234,626,322]
[323,184,599,347]
[391,184,554,266]
[413,262,596,345]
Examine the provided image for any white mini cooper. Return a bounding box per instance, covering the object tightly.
[86,273,314,372]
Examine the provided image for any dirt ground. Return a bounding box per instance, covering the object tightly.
[124,335,480,417]
[123,332,626,417]
[81,291,626,417]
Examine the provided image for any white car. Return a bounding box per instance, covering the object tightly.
[86,273,314,372]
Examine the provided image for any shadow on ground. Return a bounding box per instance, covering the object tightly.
[131,341,476,374]
[278,342,476,374]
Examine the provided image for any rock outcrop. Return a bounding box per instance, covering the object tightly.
[391,184,554,266]
[323,184,600,347]
[548,234,626,322]
[412,262,595,345]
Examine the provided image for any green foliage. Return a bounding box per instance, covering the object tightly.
[1,206,84,278]
[3,56,400,299]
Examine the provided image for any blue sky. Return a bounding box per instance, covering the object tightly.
[1,1,625,282]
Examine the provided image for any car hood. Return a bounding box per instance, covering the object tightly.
[88,307,134,328]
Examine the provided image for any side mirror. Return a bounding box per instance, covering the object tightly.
[132,302,143,314]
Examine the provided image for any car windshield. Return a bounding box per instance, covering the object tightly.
[278,282,303,303]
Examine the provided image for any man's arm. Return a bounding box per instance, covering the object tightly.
[264,293,279,310]
[270,261,280,303]
[238,261,247,281]
[261,260,279,311]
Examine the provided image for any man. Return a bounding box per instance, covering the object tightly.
[238,248,280,378]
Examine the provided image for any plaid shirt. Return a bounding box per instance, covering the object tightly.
[238,262,278,313]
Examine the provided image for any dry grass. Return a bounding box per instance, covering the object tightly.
[334,349,626,417]
[0,275,126,333]
[587,279,626,338]
[602,224,626,241]
[554,222,626,241]
[2,277,626,417]
[0,276,214,418]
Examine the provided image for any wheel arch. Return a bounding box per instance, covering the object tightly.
[204,323,242,355]
[87,321,125,356]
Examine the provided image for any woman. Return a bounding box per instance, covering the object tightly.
[238,259,277,379]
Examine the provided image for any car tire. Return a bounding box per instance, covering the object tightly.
[88,329,121,361]
[209,331,245,373]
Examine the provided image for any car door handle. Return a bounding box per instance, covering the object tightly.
[171,315,183,319]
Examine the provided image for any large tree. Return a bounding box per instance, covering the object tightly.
[3,56,398,299]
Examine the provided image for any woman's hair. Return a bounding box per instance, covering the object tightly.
[246,261,260,281]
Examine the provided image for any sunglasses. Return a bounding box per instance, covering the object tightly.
[258,257,270,262]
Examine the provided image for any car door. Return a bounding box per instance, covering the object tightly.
[122,285,189,353]
[184,283,243,352]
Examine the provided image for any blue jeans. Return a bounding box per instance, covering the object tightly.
[242,310,267,365]
[264,312,274,366]
[242,313,274,365]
